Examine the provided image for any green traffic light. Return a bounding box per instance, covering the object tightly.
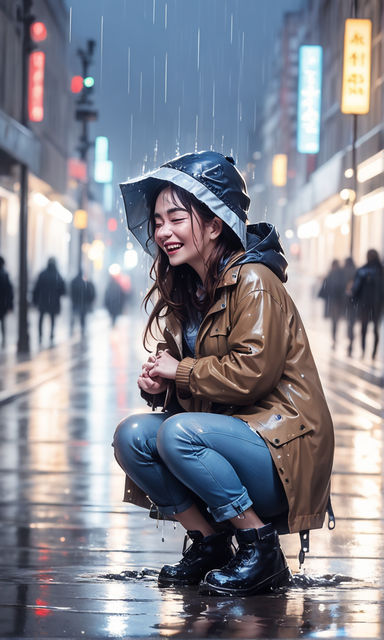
[83,76,95,88]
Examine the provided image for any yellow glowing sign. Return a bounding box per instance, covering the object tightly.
[74,209,87,229]
[272,154,287,187]
[341,19,372,115]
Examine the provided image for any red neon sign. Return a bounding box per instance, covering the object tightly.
[30,21,47,42]
[28,51,45,122]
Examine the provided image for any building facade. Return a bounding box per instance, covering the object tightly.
[0,0,74,288]
[253,0,384,277]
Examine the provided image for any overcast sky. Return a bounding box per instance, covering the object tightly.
[66,0,304,190]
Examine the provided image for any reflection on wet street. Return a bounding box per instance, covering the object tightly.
[0,301,383,639]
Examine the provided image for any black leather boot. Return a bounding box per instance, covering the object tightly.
[199,524,292,596]
[158,530,234,586]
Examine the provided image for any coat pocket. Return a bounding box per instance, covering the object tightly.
[259,419,313,447]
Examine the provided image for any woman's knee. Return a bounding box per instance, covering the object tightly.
[157,413,197,460]
[113,415,140,456]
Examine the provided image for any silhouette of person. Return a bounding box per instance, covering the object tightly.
[32,257,66,344]
[342,257,356,356]
[351,248,384,360]
[104,275,126,326]
[69,270,96,337]
[0,256,14,348]
[318,259,345,349]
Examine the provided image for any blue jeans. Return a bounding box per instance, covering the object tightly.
[113,412,287,523]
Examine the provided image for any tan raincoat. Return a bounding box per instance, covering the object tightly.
[121,255,334,534]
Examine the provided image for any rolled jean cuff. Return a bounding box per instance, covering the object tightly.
[207,489,253,522]
[154,497,194,516]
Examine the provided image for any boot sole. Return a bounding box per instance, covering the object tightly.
[198,566,292,596]
[158,575,200,587]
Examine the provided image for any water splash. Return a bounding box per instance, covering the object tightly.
[103,568,159,581]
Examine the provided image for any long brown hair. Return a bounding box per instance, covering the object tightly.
[143,182,243,348]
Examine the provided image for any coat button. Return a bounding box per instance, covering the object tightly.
[300,424,305,431]
[274,438,280,444]
[221,303,225,308]
[276,414,281,420]
[279,467,284,474]
[284,478,289,483]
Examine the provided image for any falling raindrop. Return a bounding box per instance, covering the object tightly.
[221,135,224,154]
[164,52,168,104]
[164,2,168,30]
[100,15,104,88]
[212,82,215,119]
[127,47,131,95]
[241,31,245,66]
[152,0,156,24]
[130,114,134,161]
[68,6,72,43]
[197,27,200,71]
[195,115,199,152]
[139,71,143,111]
[177,105,181,140]
[230,13,233,44]
[152,56,156,124]
[154,139,158,165]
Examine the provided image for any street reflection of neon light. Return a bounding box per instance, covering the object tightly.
[297,46,323,154]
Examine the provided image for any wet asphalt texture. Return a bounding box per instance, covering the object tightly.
[0,292,383,639]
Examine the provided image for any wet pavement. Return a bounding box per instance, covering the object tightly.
[0,291,383,639]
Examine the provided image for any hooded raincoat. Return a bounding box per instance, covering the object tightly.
[122,223,334,535]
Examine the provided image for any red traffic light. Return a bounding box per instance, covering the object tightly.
[30,22,47,43]
[71,75,84,93]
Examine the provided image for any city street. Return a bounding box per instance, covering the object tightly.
[0,288,383,639]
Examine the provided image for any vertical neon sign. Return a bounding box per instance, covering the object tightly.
[297,46,323,154]
[28,51,45,122]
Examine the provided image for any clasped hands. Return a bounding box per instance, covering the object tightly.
[137,349,179,395]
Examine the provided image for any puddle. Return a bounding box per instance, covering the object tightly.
[99,569,363,591]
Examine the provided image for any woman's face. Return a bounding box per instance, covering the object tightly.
[153,187,221,279]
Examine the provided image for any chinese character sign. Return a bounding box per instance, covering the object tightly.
[341,19,372,115]
[297,46,323,154]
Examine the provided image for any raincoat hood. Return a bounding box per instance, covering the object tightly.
[232,222,288,283]
[120,150,250,255]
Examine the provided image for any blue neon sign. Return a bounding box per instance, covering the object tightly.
[297,46,323,154]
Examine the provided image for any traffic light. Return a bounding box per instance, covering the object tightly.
[83,76,95,88]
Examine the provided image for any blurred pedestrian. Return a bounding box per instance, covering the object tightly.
[350,249,384,360]
[104,275,126,326]
[0,256,14,348]
[318,259,345,349]
[341,257,356,356]
[69,270,96,337]
[32,257,66,344]
[113,150,334,596]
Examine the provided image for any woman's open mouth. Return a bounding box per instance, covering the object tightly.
[165,243,184,255]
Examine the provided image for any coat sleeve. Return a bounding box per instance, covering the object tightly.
[175,288,290,405]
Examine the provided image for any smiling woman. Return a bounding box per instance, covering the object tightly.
[113,150,335,597]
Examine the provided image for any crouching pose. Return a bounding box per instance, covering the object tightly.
[114,151,334,596]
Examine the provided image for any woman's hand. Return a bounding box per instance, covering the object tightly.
[137,372,168,395]
[138,353,169,394]
[146,349,179,381]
